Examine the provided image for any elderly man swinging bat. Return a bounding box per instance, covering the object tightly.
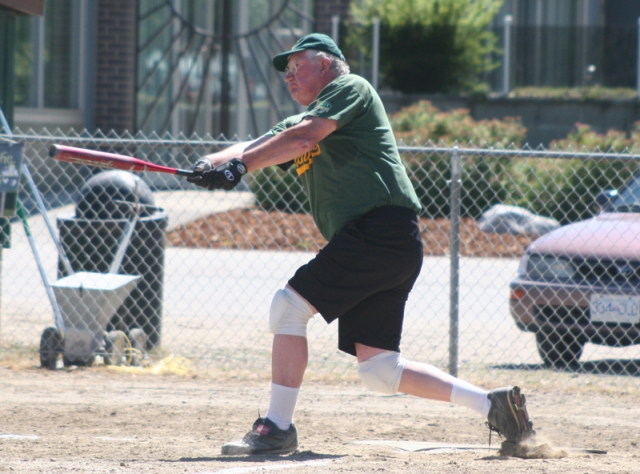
[188,33,535,455]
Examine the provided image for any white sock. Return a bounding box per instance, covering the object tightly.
[266,383,300,430]
[450,380,491,418]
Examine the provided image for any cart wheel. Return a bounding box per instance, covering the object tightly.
[63,354,96,367]
[104,330,126,366]
[128,328,147,367]
[40,327,63,370]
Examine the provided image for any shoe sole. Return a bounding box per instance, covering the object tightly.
[221,446,297,456]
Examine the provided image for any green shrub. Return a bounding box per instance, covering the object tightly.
[390,100,526,218]
[509,156,639,225]
[348,0,503,93]
[519,123,640,224]
[378,21,461,93]
[390,100,526,147]
[551,122,640,153]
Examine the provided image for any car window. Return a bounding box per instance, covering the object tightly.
[612,174,640,211]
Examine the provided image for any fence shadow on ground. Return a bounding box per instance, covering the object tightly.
[493,359,640,377]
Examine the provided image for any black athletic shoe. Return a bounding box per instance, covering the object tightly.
[221,417,298,455]
[486,386,535,444]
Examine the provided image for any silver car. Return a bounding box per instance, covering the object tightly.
[509,174,640,367]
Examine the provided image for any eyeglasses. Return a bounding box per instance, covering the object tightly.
[284,59,308,76]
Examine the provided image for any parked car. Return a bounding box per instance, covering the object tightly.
[509,174,640,367]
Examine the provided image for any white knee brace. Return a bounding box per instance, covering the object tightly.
[269,288,315,337]
[357,351,407,395]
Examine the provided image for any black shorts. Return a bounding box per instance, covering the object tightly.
[288,205,423,356]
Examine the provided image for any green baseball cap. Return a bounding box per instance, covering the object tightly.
[272,33,345,72]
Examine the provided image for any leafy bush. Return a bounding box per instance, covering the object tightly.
[390,100,526,147]
[508,156,639,225]
[348,0,504,93]
[390,100,526,218]
[517,123,640,224]
[551,122,640,153]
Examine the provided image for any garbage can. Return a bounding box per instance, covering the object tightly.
[57,170,168,347]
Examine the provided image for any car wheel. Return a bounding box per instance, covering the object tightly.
[536,330,585,368]
[63,354,96,367]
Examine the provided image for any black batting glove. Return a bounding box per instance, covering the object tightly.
[200,158,248,191]
[186,159,213,187]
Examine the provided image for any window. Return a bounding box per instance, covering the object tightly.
[15,0,81,109]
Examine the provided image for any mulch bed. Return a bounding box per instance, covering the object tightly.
[167,208,534,258]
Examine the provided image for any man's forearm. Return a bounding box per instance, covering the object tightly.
[201,117,336,173]
[203,141,252,167]
[241,133,307,172]
[241,117,338,172]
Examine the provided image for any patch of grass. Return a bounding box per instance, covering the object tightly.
[0,344,39,370]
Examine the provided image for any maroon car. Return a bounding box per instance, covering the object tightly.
[509,180,640,367]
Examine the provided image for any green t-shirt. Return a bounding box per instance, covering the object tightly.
[269,74,422,240]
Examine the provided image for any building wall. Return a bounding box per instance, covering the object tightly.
[95,0,137,134]
[604,0,640,26]
[495,0,602,26]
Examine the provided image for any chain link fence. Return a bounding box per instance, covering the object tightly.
[2,129,640,387]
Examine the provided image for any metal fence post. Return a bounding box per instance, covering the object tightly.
[503,15,513,96]
[331,15,340,45]
[449,146,461,377]
[371,17,380,91]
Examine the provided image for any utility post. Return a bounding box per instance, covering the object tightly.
[503,15,513,96]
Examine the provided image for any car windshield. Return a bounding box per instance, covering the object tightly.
[611,174,640,212]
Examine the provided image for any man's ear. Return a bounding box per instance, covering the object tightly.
[320,57,331,74]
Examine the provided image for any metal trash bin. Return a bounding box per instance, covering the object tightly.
[57,170,168,347]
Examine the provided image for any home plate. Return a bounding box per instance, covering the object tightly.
[353,440,494,453]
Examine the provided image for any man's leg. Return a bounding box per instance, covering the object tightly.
[266,285,317,429]
[264,334,307,430]
[355,343,481,406]
[355,343,534,444]
[398,360,491,415]
[221,287,315,455]
[272,335,308,388]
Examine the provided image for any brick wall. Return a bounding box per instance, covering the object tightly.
[314,0,351,36]
[95,0,137,133]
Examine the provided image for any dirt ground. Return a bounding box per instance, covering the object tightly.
[3,209,638,472]
[1,363,639,474]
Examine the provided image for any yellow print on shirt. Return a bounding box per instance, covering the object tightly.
[295,143,321,176]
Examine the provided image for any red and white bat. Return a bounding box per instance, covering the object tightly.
[49,144,197,177]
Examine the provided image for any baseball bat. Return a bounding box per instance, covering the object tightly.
[49,144,197,177]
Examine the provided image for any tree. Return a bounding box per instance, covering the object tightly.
[349,0,504,93]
